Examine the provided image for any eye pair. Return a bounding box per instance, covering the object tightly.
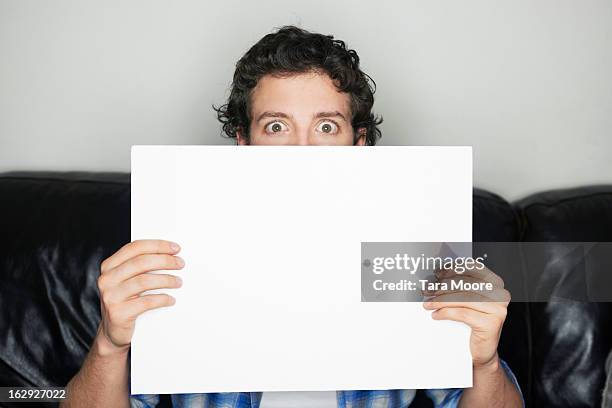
[265,120,339,134]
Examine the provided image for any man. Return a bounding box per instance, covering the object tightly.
[62,26,523,407]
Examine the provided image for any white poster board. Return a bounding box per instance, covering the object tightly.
[130,146,473,394]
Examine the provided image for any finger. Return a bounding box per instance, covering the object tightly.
[436,264,504,288]
[430,306,491,331]
[109,273,183,303]
[423,295,508,314]
[123,294,177,320]
[101,240,180,273]
[422,275,483,295]
[106,253,185,284]
[425,279,511,302]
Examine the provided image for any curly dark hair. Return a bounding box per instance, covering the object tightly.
[214,25,382,145]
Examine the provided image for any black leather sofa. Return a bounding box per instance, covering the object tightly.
[1,171,611,408]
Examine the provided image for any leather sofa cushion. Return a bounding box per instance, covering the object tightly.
[516,186,612,407]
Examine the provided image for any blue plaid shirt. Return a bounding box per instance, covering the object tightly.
[130,359,521,408]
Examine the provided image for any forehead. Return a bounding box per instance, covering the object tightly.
[249,71,351,119]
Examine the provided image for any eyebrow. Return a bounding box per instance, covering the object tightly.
[255,111,348,123]
[256,111,291,123]
[314,111,347,122]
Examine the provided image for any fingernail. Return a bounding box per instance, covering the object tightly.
[423,301,433,308]
[170,242,180,252]
[175,256,185,268]
[175,276,183,286]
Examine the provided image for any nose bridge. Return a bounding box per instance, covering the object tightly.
[293,119,311,146]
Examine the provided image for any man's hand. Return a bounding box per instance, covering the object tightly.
[422,266,510,368]
[96,239,184,355]
[422,266,523,407]
[62,239,184,408]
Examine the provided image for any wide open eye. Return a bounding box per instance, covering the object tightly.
[265,121,288,133]
[316,121,339,134]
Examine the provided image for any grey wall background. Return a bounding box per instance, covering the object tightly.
[1,0,611,200]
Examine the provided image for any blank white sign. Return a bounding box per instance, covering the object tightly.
[130,146,473,394]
